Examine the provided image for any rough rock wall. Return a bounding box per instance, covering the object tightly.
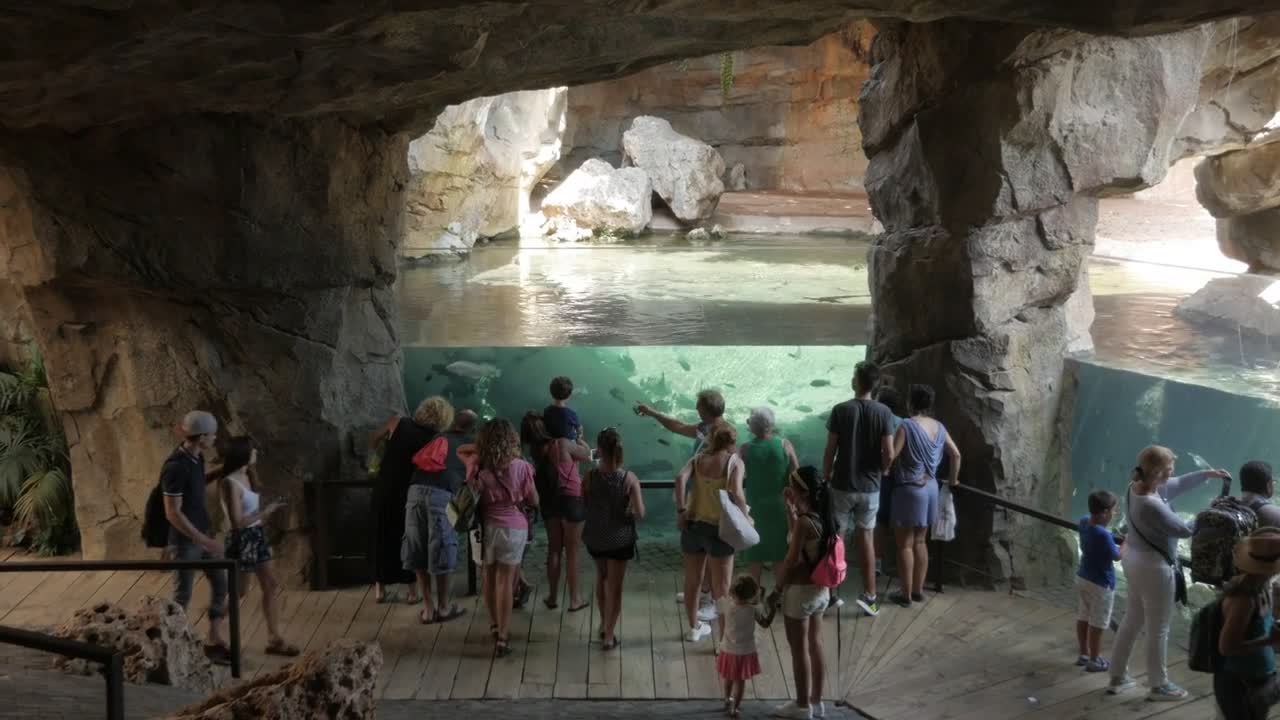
[860,21,1211,585]
[0,118,407,577]
[403,89,567,261]
[554,24,873,192]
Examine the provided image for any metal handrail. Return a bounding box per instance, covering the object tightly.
[0,559,241,678]
[0,624,124,719]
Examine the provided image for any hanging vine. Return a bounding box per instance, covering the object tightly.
[719,51,734,102]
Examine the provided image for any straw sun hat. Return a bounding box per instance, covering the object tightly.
[1234,527,1280,576]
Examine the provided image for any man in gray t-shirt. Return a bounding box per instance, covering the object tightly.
[823,361,895,617]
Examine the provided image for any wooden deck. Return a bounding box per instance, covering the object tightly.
[0,548,1218,719]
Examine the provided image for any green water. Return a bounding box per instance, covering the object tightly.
[403,345,864,543]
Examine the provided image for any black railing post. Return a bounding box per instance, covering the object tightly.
[104,651,124,720]
[226,565,241,679]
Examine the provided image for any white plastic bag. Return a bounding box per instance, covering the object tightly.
[933,484,957,542]
[718,489,760,551]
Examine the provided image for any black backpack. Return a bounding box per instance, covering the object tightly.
[141,482,170,548]
[1190,496,1258,587]
[1187,598,1223,673]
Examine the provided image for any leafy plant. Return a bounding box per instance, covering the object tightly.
[0,352,77,555]
[719,52,735,101]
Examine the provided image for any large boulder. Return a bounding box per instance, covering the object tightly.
[53,596,228,693]
[1176,274,1280,338]
[541,158,653,236]
[1216,206,1280,273]
[403,88,567,260]
[1195,141,1280,217]
[167,639,381,720]
[622,116,725,222]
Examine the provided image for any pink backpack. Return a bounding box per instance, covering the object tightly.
[803,515,847,588]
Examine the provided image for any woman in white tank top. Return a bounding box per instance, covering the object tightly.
[216,436,298,657]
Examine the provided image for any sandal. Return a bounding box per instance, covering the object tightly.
[265,639,301,657]
[495,637,512,658]
[375,590,398,604]
[567,601,591,613]
[491,623,499,639]
[435,603,467,624]
[601,637,620,651]
[420,608,438,624]
[543,596,558,611]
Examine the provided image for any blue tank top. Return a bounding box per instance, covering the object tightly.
[1224,597,1276,679]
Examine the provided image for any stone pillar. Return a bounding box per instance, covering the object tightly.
[0,117,408,580]
[859,21,1209,584]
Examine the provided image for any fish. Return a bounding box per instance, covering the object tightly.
[423,373,434,383]
[725,383,737,389]
[796,405,813,413]
[657,438,671,447]
[609,388,626,403]
[810,379,831,387]
[444,361,501,379]
[767,398,779,405]
[677,359,691,371]
[788,347,802,359]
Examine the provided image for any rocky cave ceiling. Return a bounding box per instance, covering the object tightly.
[1,1,1278,134]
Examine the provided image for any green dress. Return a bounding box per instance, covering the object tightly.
[738,436,790,564]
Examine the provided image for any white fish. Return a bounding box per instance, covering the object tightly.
[445,361,501,379]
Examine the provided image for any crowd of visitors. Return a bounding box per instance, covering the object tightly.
[148,358,1280,720]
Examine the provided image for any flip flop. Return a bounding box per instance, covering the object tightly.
[601,637,620,651]
[495,637,512,658]
[419,608,438,624]
[567,602,590,613]
[543,596,558,610]
[436,604,467,623]
[376,591,399,605]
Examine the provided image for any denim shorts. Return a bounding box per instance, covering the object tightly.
[402,484,457,575]
[831,488,879,532]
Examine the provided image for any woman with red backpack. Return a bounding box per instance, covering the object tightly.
[770,466,838,720]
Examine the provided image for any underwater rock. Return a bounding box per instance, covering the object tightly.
[622,116,725,222]
[686,227,711,242]
[710,224,727,239]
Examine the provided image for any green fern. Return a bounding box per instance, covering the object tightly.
[719,52,734,101]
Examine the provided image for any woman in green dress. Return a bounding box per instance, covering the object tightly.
[737,407,800,584]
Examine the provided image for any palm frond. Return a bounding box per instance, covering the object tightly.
[14,467,72,529]
[0,426,48,507]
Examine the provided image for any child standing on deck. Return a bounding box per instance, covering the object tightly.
[1076,489,1123,672]
[718,574,774,717]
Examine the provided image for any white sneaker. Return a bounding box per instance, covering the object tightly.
[675,592,685,604]
[697,592,718,622]
[812,701,826,718]
[772,701,813,719]
[685,621,711,643]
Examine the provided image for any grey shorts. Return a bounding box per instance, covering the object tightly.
[483,526,529,566]
[402,485,458,575]
[681,520,734,558]
[831,488,879,532]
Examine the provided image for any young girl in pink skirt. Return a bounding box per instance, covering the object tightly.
[717,574,776,716]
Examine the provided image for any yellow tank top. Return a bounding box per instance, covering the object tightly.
[688,456,728,525]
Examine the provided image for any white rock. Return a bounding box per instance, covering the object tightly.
[622,116,725,222]
[687,228,710,242]
[728,162,748,191]
[403,88,567,258]
[1176,275,1280,338]
[541,158,653,235]
[710,224,726,239]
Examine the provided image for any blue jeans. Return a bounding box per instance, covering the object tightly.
[170,542,228,620]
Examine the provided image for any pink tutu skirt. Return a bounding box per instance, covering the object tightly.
[716,651,761,681]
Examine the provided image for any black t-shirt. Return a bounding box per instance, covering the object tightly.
[826,398,895,493]
[160,446,209,545]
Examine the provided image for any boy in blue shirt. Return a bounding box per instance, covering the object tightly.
[1076,489,1123,672]
[544,376,582,441]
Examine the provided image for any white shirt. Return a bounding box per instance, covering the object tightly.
[717,600,760,656]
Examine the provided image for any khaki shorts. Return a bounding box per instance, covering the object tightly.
[1075,575,1115,630]
[783,584,829,620]
[483,526,528,566]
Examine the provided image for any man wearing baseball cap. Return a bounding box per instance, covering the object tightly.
[161,410,230,664]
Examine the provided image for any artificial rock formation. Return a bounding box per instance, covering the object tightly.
[622,116,726,222]
[1196,141,1280,218]
[403,88,567,261]
[0,117,406,576]
[556,24,873,193]
[168,639,380,720]
[0,2,1274,579]
[1176,275,1280,338]
[861,20,1211,584]
[54,597,228,692]
[541,159,654,237]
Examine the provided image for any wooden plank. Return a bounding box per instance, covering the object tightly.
[0,570,49,623]
[252,591,324,679]
[84,570,145,610]
[821,600,840,700]
[384,597,445,696]
[238,585,297,678]
[1014,664,1212,720]
[752,607,790,700]
[554,569,592,698]
[117,570,170,609]
[451,595,496,699]
[619,573,656,699]
[678,571,720,700]
[306,585,367,651]
[651,572,689,699]
[520,580,562,690]
[487,579,537,699]
[406,596,460,699]
[3,570,81,628]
